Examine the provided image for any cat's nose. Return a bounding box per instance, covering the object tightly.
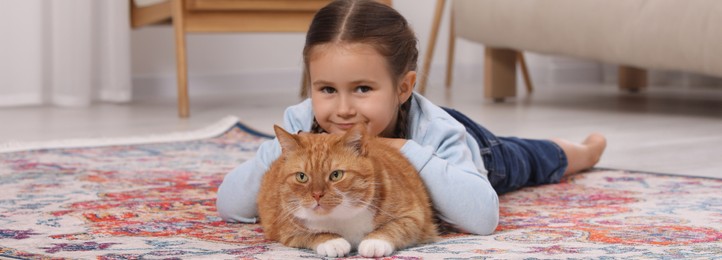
[312,191,325,201]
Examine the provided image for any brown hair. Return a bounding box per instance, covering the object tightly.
[304,0,418,139]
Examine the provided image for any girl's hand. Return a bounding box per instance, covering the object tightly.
[379,137,407,150]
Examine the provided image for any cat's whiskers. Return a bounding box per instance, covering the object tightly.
[279,203,318,232]
[279,204,299,221]
[280,200,314,232]
[349,197,396,219]
[331,186,393,218]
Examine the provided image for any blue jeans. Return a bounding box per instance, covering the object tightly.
[442,107,568,194]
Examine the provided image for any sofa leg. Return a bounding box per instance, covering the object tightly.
[484,47,517,102]
[619,66,647,93]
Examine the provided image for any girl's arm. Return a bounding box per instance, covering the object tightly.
[216,138,281,223]
[399,118,499,235]
[216,99,314,223]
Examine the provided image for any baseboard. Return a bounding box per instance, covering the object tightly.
[131,60,606,100]
[0,93,43,107]
[423,55,603,90]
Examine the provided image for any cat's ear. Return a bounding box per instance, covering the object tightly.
[274,125,300,153]
[342,123,368,156]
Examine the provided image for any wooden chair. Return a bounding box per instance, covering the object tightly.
[131,0,394,117]
[130,0,334,118]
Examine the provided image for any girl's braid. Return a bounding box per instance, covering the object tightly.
[394,96,412,139]
[311,118,326,134]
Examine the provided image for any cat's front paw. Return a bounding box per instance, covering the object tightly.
[358,238,394,258]
[315,238,351,257]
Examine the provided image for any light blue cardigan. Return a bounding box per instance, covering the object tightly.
[216,92,499,235]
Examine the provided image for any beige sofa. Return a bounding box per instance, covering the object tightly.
[453,0,722,100]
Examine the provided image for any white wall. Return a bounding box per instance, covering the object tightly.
[131,0,473,77]
[130,0,498,98]
[0,0,45,105]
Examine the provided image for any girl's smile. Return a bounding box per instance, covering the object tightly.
[335,123,356,130]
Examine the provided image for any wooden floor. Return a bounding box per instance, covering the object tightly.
[1,81,721,179]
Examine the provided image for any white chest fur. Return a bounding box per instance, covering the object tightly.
[301,207,375,247]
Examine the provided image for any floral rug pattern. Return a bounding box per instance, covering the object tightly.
[1,121,721,259]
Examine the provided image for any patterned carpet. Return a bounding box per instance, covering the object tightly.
[1,117,720,259]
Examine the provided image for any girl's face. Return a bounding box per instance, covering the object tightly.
[308,43,415,137]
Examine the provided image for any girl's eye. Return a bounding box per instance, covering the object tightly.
[329,170,344,182]
[295,172,309,183]
[356,85,371,93]
[320,86,336,94]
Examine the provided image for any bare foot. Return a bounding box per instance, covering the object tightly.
[552,133,607,175]
[582,133,607,166]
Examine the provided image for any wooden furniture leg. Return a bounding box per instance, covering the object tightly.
[518,53,533,93]
[484,47,517,102]
[448,41,534,95]
[618,66,647,93]
[171,0,189,118]
[445,5,455,89]
[300,67,309,99]
[418,0,446,95]
[430,0,533,97]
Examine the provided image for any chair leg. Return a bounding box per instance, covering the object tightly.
[484,47,517,102]
[445,6,455,89]
[517,52,533,93]
[418,0,446,95]
[171,0,189,118]
[300,67,309,99]
[618,66,647,93]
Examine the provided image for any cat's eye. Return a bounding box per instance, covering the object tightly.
[329,170,344,182]
[295,172,309,183]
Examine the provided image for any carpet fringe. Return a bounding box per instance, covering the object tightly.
[0,115,241,153]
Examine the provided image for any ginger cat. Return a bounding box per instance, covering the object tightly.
[257,124,437,258]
